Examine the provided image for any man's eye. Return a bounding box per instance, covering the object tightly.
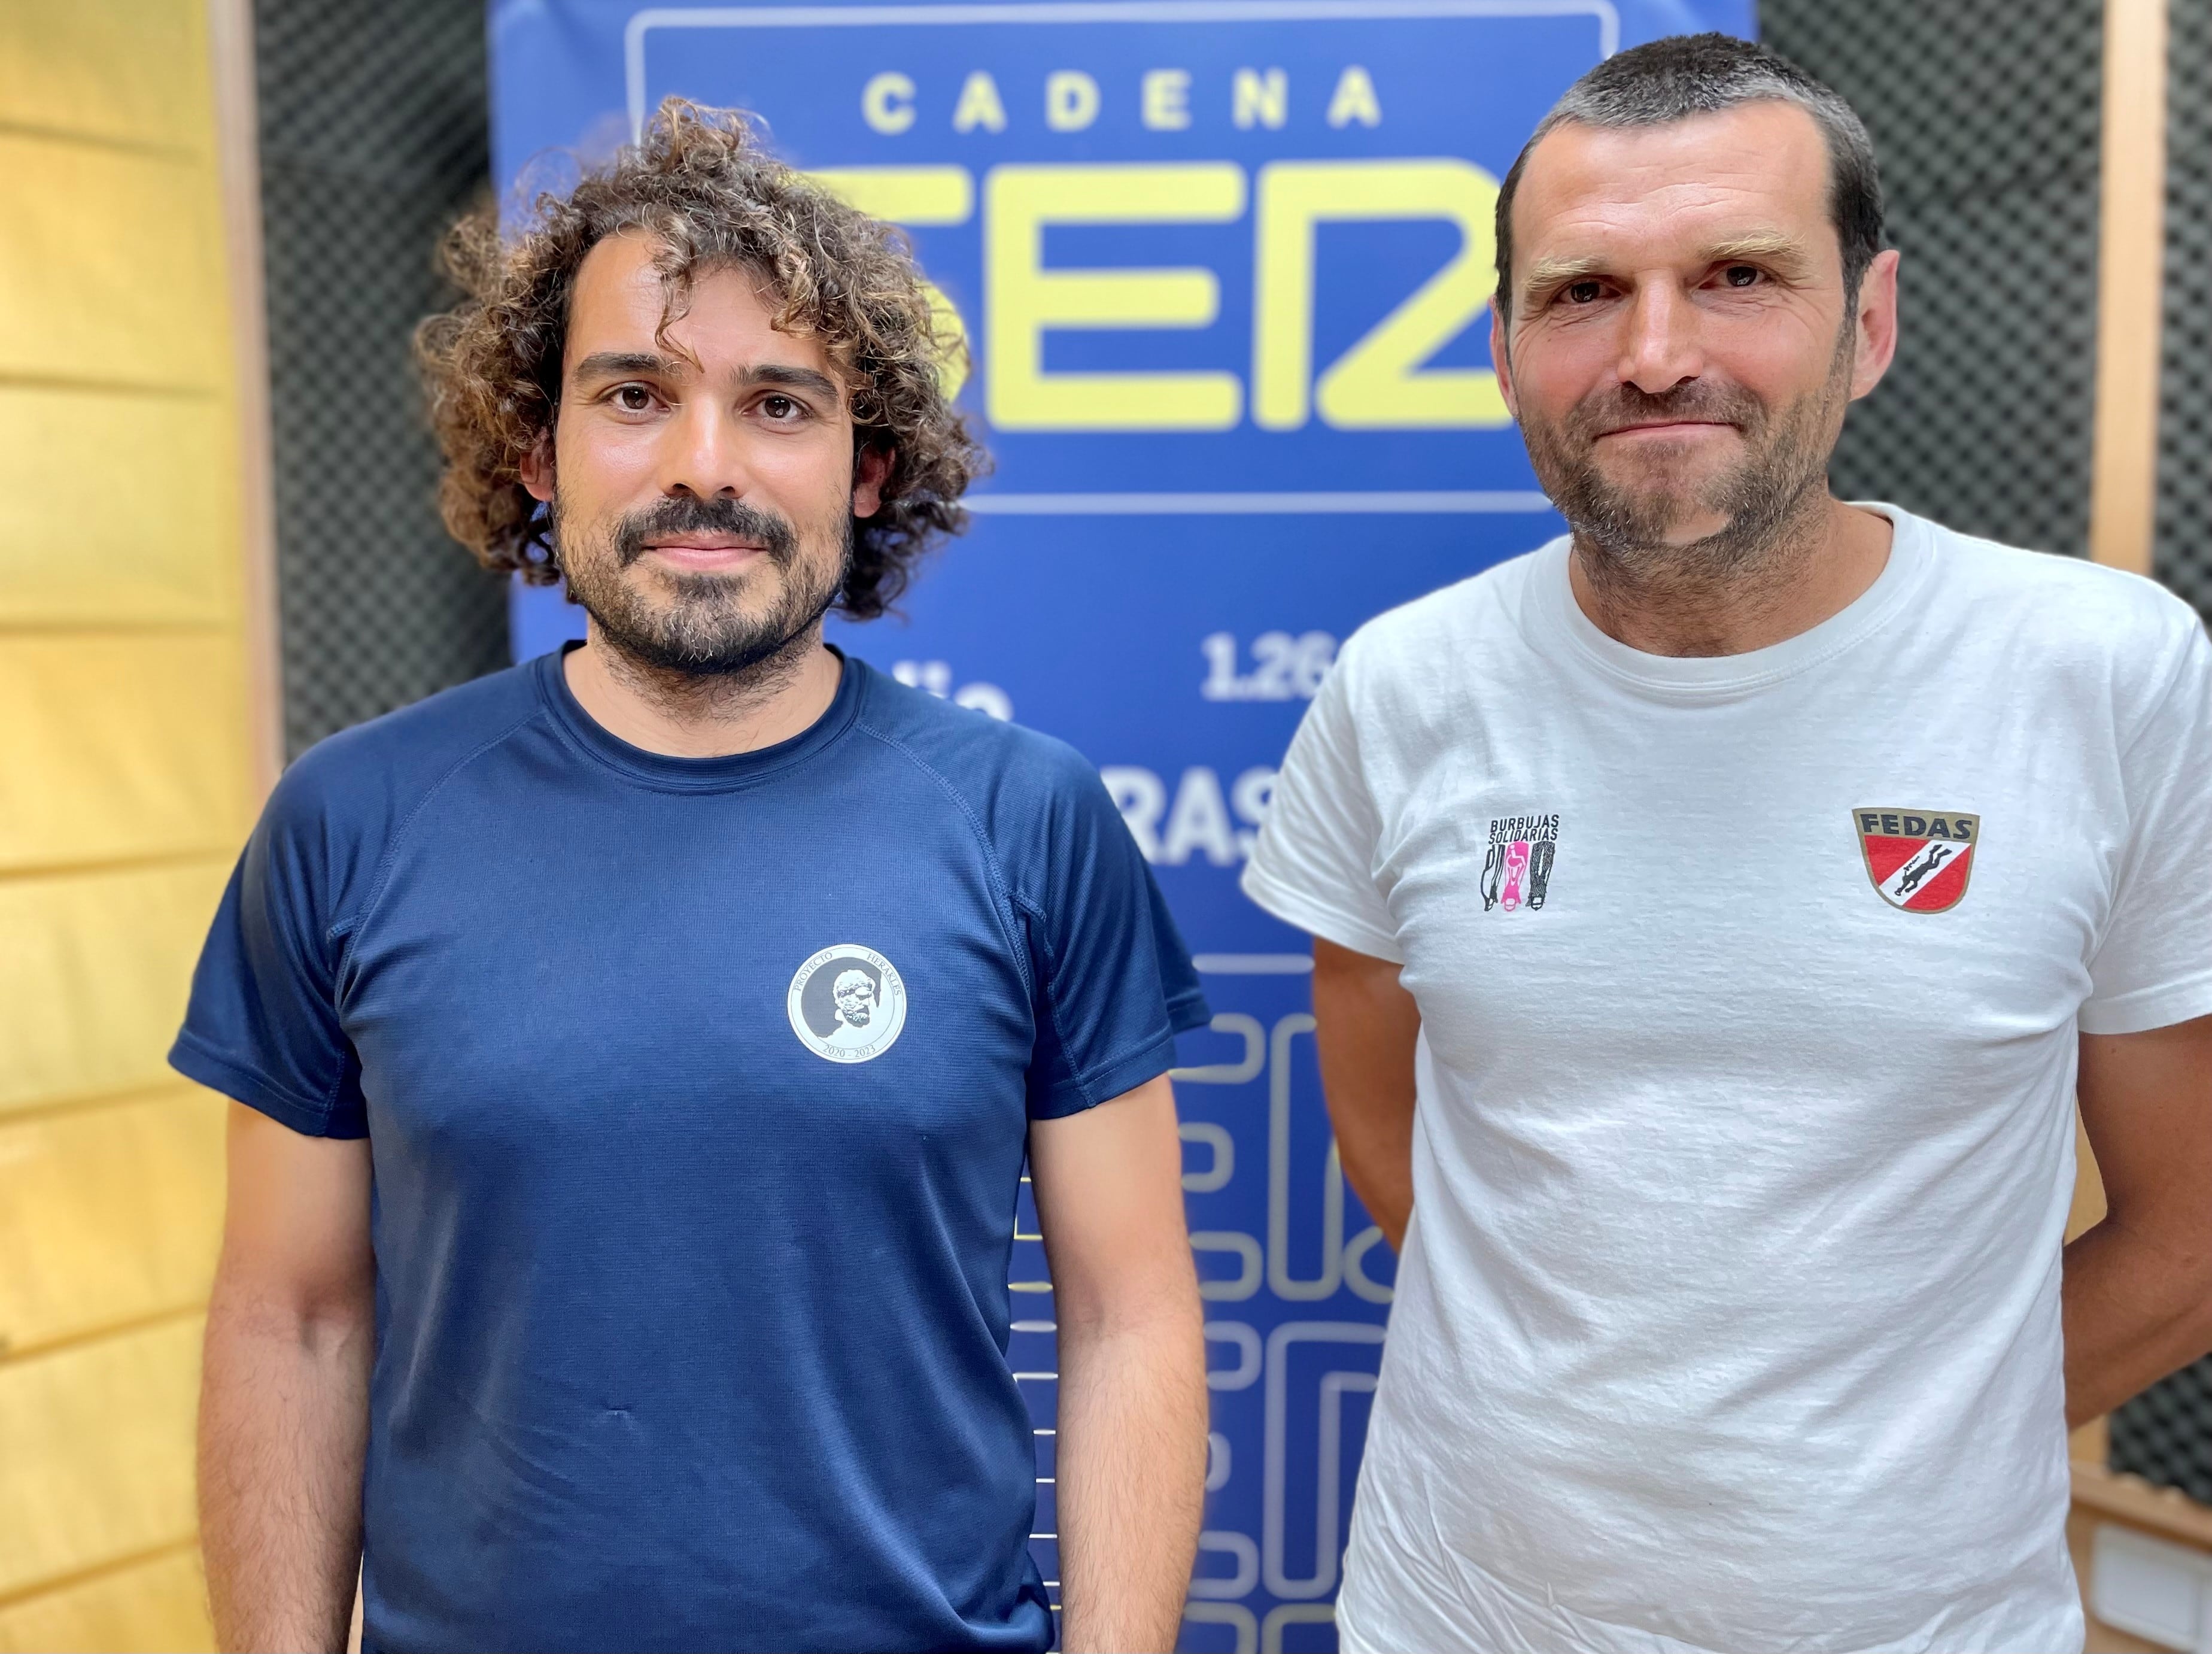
[1565,280,1603,304]
[1724,265,1761,288]
[613,385,654,411]
[761,394,800,420]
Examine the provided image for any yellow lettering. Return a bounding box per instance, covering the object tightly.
[861,71,916,135]
[1252,159,1508,430]
[1142,68,1192,131]
[1232,67,1287,130]
[1045,69,1100,132]
[809,168,976,398]
[952,70,1007,133]
[809,166,973,225]
[986,163,1246,430]
[1326,65,1382,129]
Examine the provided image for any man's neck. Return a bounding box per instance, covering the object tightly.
[563,624,843,758]
[1568,493,1894,658]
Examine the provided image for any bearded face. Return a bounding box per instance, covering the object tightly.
[530,240,884,681]
[1495,101,1891,585]
[553,490,851,677]
[1517,327,1854,579]
[833,971,877,1028]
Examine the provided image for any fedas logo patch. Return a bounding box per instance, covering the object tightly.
[1854,808,1980,914]
[788,945,908,1063]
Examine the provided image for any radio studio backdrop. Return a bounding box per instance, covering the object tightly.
[491,2,1750,1645]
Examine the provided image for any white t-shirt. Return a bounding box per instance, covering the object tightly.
[1242,506,2212,1654]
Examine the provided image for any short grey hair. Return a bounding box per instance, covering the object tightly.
[1493,33,1884,321]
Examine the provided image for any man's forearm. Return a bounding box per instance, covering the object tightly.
[1333,1115,1415,1252]
[2062,1218,2212,1428]
[199,1288,372,1653]
[1312,941,1421,1251]
[1053,1307,1208,1653]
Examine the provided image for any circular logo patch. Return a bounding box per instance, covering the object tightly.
[787,944,907,1064]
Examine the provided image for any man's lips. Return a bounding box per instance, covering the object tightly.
[642,539,766,570]
[1595,419,1737,440]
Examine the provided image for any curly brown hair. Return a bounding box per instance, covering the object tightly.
[415,99,985,619]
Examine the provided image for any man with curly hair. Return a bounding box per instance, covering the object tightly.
[175,102,1210,1654]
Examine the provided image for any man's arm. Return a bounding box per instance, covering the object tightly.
[2064,1012,2212,1427]
[1311,937,1422,1251]
[199,1103,375,1653]
[1027,1074,1208,1654]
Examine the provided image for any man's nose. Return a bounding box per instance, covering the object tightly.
[660,400,755,500]
[1616,281,1705,395]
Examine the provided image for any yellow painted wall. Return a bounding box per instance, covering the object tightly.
[0,4,259,1646]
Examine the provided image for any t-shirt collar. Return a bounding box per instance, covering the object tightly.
[1529,501,1934,701]
[533,639,864,792]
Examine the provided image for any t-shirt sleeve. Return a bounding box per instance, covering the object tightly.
[2081,616,2212,1036]
[1023,758,1210,1119]
[168,770,368,1137]
[1241,644,1402,962]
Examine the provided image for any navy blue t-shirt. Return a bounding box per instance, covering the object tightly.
[172,648,1206,1654]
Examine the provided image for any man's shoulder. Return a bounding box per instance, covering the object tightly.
[1906,514,2208,740]
[849,660,1105,815]
[1920,515,2202,652]
[266,658,548,837]
[848,663,1133,910]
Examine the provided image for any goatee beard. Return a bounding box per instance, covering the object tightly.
[1523,342,1851,594]
[554,493,850,681]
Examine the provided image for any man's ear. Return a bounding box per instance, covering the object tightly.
[1849,248,1902,402]
[853,445,894,520]
[519,433,555,503]
[1490,305,1520,421]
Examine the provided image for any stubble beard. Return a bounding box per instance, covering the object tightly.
[1521,330,1855,606]
[554,493,852,693]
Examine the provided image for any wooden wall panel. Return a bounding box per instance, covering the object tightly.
[0,1087,226,1359]
[0,1546,213,1654]
[0,387,235,626]
[0,138,226,391]
[0,4,208,154]
[0,861,230,1118]
[2089,0,2170,573]
[0,1316,203,1598]
[0,0,262,1643]
[0,636,248,871]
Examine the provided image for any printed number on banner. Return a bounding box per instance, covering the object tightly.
[1200,632,1336,702]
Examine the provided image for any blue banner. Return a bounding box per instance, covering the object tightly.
[491,3,1750,1646]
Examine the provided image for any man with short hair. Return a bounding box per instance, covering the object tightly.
[1246,34,2212,1654]
[180,101,1208,1654]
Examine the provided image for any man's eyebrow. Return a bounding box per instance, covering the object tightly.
[741,363,844,404]
[570,349,689,382]
[1520,254,1607,298]
[1703,230,1816,272]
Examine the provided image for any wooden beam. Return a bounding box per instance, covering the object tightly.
[2074,1462,2212,1550]
[2073,0,2171,1473]
[2068,1109,2112,1466]
[2088,0,2169,574]
[206,0,284,799]
[2073,1414,2111,1468]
